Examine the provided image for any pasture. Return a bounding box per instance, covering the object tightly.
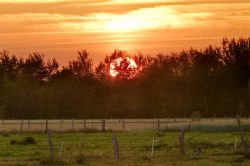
[0,118,249,165]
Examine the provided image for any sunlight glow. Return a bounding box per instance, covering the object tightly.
[110,57,138,78]
[1,0,249,64]
[90,7,187,33]
[57,7,207,33]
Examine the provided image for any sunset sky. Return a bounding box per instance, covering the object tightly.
[1,0,250,65]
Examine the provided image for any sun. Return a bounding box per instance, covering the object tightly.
[110,57,138,79]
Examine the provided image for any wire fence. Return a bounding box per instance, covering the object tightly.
[0,118,250,133]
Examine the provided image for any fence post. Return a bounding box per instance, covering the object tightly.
[186,121,191,131]
[28,120,30,130]
[60,119,62,129]
[80,119,82,130]
[157,119,160,131]
[45,119,48,133]
[58,140,63,162]
[236,115,249,156]
[47,130,54,160]
[92,120,94,129]
[71,119,74,131]
[83,119,86,131]
[179,127,185,155]
[20,119,23,134]
[234,136,237,150]
[122,119,125,131]
[102,120,105,132]
[112,132,119,160]
[151,138,155,156]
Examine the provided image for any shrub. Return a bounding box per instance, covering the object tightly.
[10,140,17,145]
[10,136,36,145]
[1,133,9,137]
[21,136,36,145]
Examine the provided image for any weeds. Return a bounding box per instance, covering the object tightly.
[75,153,87,164]
[40,156,65,165]
[10,136,36,145]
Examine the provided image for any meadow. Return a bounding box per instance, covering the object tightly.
[0,119,249,165]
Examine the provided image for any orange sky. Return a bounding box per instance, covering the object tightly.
[1,0,250,65]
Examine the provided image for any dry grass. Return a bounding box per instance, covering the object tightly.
[0,118,249,133]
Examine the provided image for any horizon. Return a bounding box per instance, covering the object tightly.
[1,0,250,65]
[0,38,236,68]
[0,1,249,164]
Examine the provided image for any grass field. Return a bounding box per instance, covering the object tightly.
[0,130,250,166]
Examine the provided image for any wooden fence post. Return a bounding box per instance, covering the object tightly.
[71,119,74,131]
[151,138,155,156]
[179,127,185,155]
[42,120,45,134]
[156,119,160,131]
[45,119,48,133]
[186,121,191,131]
[60,119,62,129]
[236,115,249,156]
[92,120,93,129]
[20,119,23,134]
[80,119,82,130]
[28,120,30,129]
[83,119,86,131]
[58,140,63,162]
[234,136,237,150]
[112,132,119,160]
[102,120,105,132]
[122,119,125,131]
[47,130,54,160]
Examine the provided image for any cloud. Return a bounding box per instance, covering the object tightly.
[1,6,211,34]
[0,0,250,16]
[1,0,250,35]
[1,0,250,65]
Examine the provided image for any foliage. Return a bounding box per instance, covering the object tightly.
[0,38,249,118]
[10,136,36,145]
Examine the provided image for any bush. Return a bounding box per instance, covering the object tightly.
[21,136,36,145]
[1,133,9,137]
[10,136,36,145]
[155,132,164,137]
[10,140,17,145]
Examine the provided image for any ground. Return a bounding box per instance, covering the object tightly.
[0,131,249,165]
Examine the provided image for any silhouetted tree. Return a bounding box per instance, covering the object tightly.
[0,38,249,119]
[68,50,93,78]
[21,52,58,81]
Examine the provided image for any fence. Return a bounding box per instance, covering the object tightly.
[0,118,250,133]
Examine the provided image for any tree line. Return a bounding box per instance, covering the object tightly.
[0,38,249,119]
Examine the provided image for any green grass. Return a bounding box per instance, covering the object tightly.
[0,131,249,165]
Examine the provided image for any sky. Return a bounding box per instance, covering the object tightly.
[1,0,250,65]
